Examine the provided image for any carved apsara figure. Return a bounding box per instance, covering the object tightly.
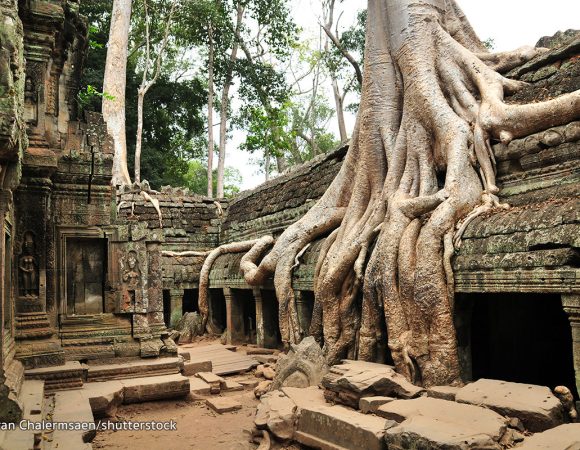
[18,232,38,297]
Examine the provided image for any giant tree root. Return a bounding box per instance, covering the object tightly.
[223,0,580,387]
[197,237,274,331]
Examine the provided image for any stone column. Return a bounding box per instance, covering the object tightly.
[562,294,580,397]
[146,241,165,337]
[294,290,313,338]
[169,289,184,326]
[224,288,245,345]
[253,288,265,348]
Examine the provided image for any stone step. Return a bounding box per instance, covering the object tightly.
[83,374,191,418]
[86,356,182,382]
[25,361,84,393]
[50,390,95,449]
[20,380,44,418]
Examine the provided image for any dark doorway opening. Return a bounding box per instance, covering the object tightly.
[261,290,281,348]
[66,238,107,315]
[163,290,171,327]
[182,289,199,314]
[298,291,315,337]
[208,288,226,333]
[231,289,257,344]
[461,293,577,398]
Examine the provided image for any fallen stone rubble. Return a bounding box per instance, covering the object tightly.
[252,360,580,450]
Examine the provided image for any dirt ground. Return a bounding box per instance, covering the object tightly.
[93,382,260,450]
[93,339,265,450]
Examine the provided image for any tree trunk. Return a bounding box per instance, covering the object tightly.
[134,87,145,183]
[103,0,132,187]
[217,4,244,199]
[232,0,579,387]
[332,79,347,142]
[207,24,215,198]
[264,150,270,181]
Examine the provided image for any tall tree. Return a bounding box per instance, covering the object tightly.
[134,0,178,183]
[206,22,215,197]
[102,0,132,186]
[225,0,579,387]
[216,2,244,198]
[81,0,208,190]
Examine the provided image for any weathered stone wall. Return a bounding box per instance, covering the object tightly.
[0,0,26,423]
[222,146,346,243]
[117,187,224,290]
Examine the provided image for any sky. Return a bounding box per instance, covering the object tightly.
[227,0,580,191]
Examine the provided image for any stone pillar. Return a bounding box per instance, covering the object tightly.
[294,290,314,338]
[224,288,245,345]
[13,178,64,368]
[169,289,184,326]
[146,241,165,337]
[562,294,580,397]
[253,288,265,348]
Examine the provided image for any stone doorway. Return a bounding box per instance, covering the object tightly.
[208,289,226,333]
[260,290,281,348]
[65,238,107,315]
[182,289,199,314]
[458,293,577,398]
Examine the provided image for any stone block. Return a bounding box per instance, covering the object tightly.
[183,360,212,376]
[359,396,395,414]
[456,379,565,432]
[195,372,224,394]
[189,377,211,396]
[322,360,424,408]
[222,380,243,392]
[296,403,388,450]
[518,423,580,449]
[122,374,190,403]
[380,397,510,450]
[255,390,297,441]
[426,385,460,401]
[205,397,242,414]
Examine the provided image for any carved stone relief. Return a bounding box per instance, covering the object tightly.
[18,231,38,298]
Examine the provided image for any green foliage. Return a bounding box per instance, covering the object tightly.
[79,0,208,189]
[184,160,242,198]
[483,38,495,50]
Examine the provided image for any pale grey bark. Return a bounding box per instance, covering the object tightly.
[217,4,244,199]
[103,0,132,186]
[134,0,177,184]
[207,23,215,197]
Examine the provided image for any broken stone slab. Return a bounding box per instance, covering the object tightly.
[455,379,565,432]
[379,397,510,450]
[206,397,242,414]
[183,360,212,376]
[178,351,191,361]
[322,360,424,408]
[239,379,260,390]
[255,390,298,441]
[296,401,389,450]
[189,377,211,396]
[222,380,243,392]
[427,385,460,401]
[195,371,224,394]
[359,396,395,414]
[83,380,124,418]
[246,348,279,356]
[122,374,190,403]
[517,423,580,449]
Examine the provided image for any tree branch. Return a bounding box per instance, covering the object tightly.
[321,23,363,86]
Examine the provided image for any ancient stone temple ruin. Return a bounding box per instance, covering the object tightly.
[0,0,578,448]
